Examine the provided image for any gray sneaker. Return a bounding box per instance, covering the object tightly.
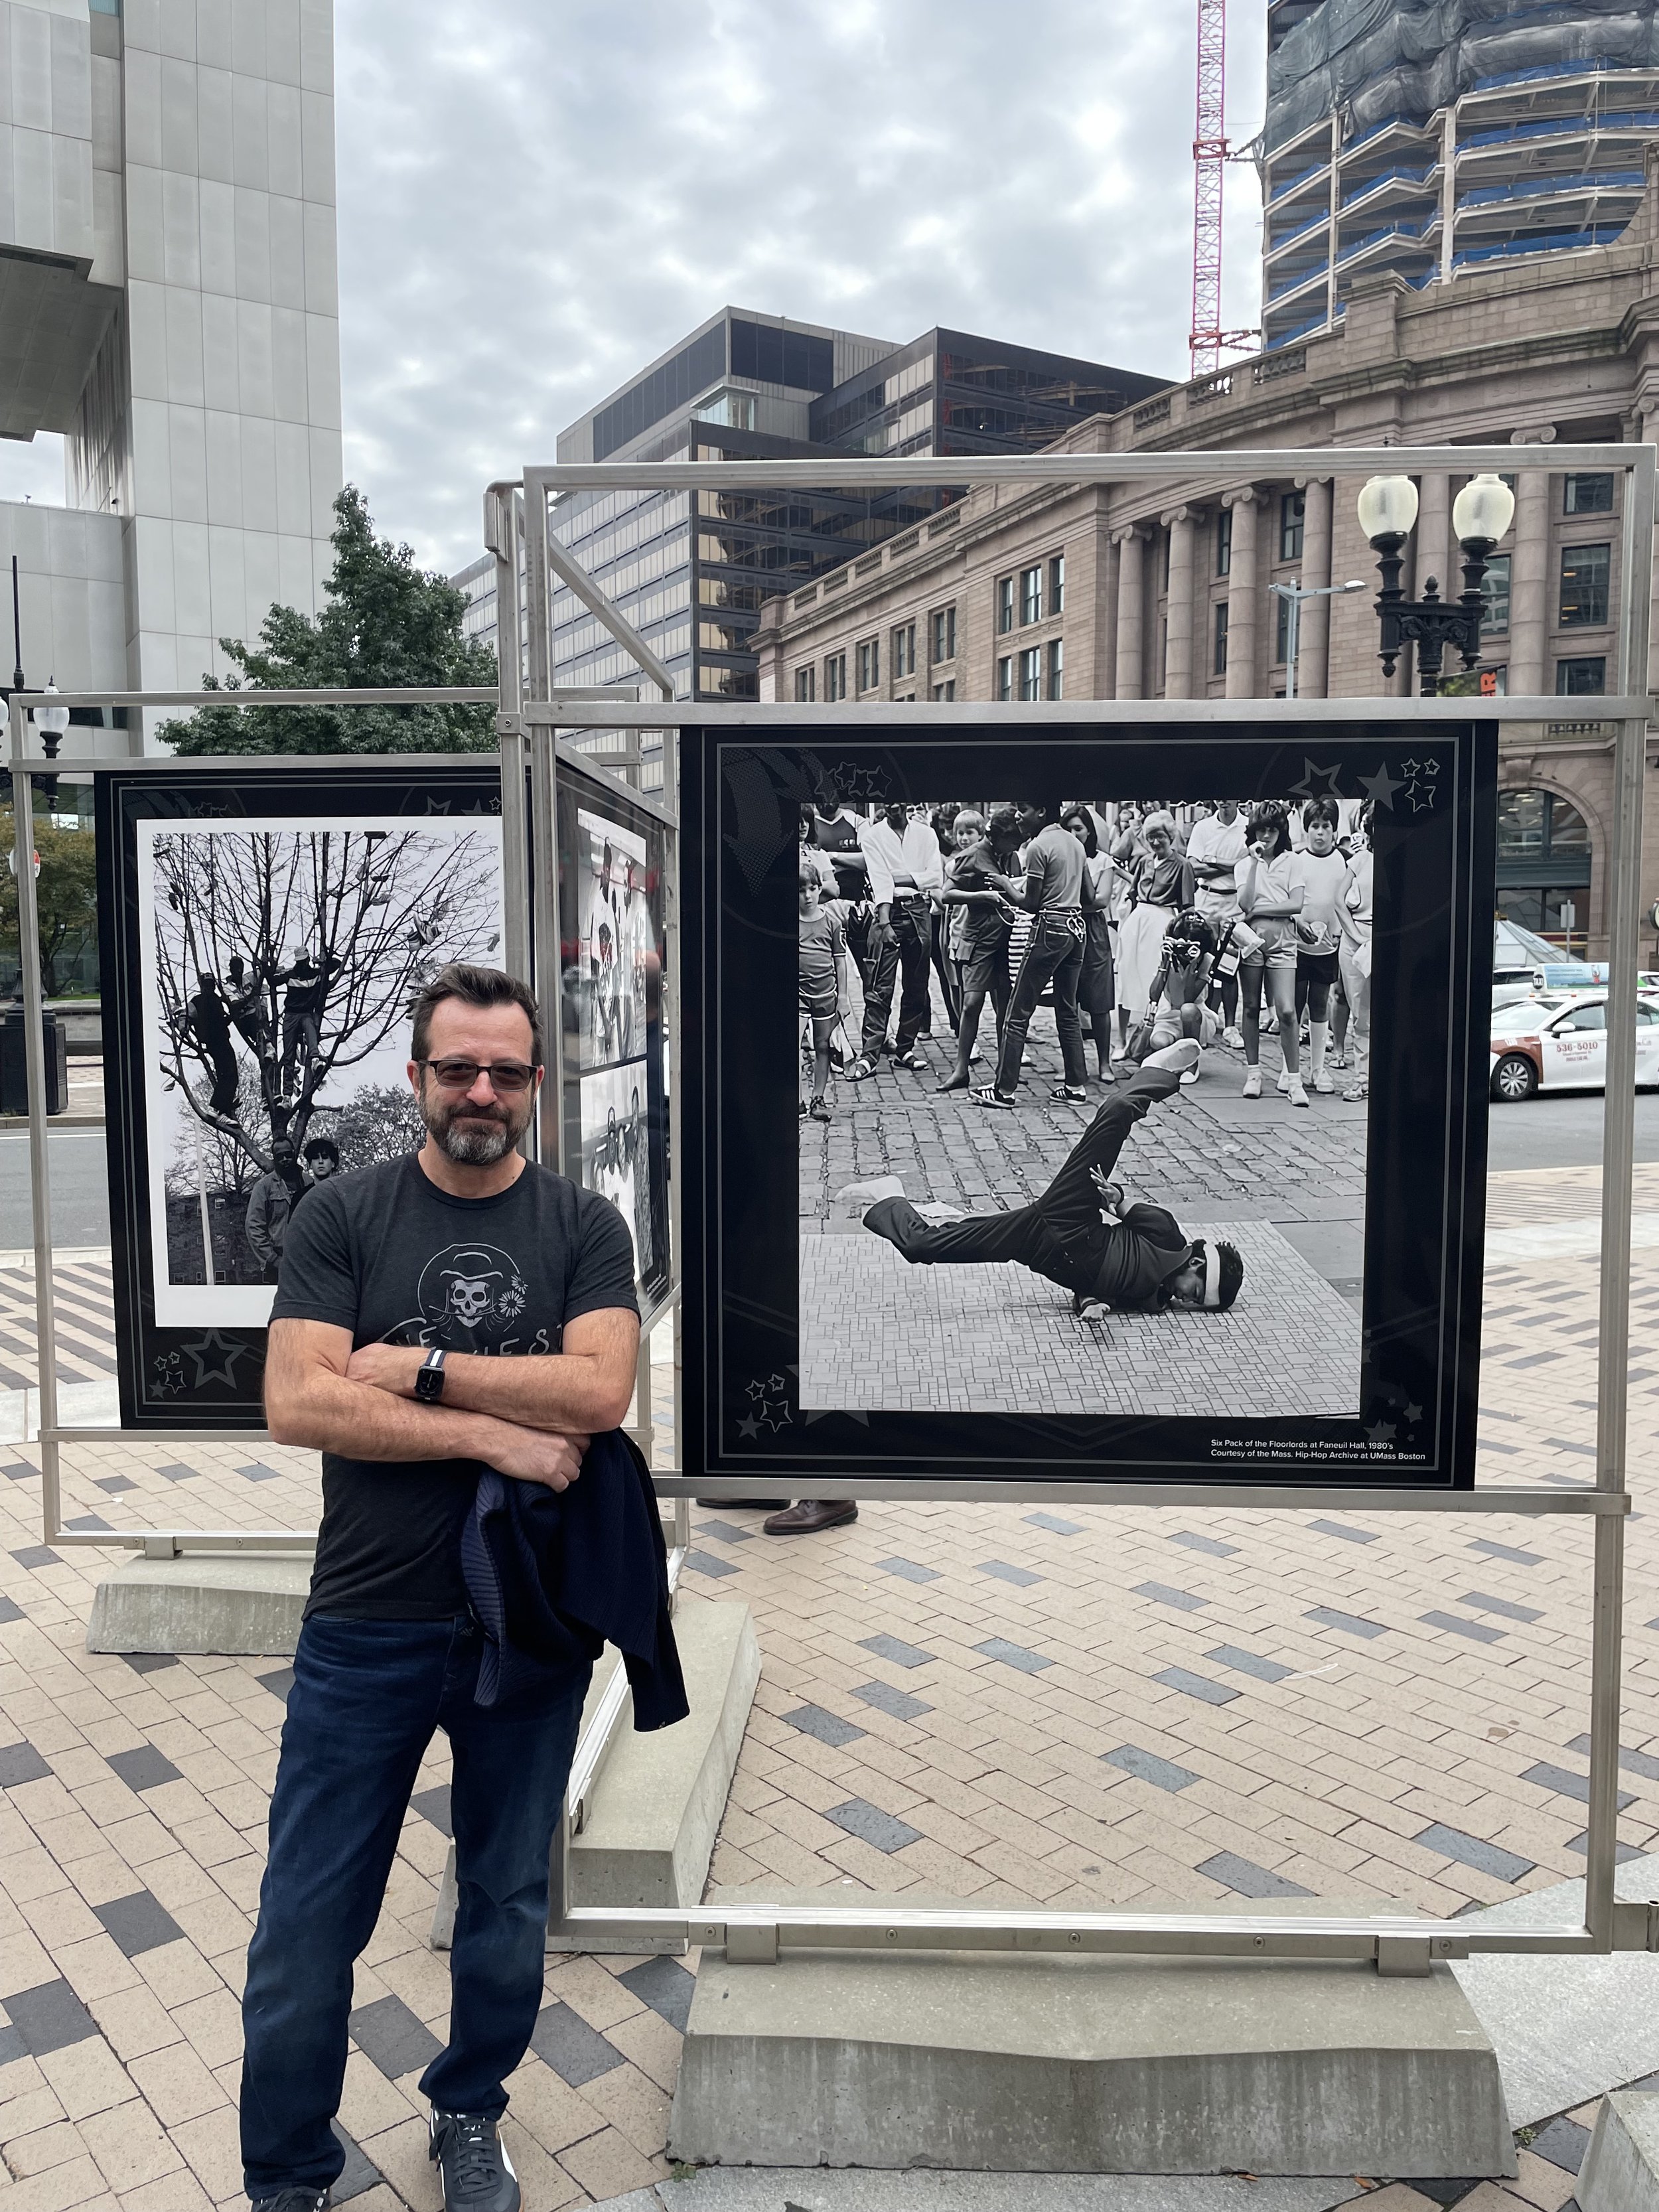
[251,2195,326,2212]
[429,2111,518,2212]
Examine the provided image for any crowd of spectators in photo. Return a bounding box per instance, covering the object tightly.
[799,792,1375,1122]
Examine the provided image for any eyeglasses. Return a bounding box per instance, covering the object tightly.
[417,1058,539,1094]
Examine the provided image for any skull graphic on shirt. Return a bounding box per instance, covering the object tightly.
[392,1242,532,1349]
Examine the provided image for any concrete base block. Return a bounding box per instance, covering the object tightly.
[571,1595,759,1919]
[669,1895,1514,2178]
[1582,2093,1659,2212]
[86,1555,313,1657]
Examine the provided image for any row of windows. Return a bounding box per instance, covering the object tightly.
[793,603,961,700]
[995,553,1066,633]
[994,640,1064,701]
[1477,545,1614,635]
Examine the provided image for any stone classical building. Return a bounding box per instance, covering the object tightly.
[0,0,342,755]
[757,151,1659,960]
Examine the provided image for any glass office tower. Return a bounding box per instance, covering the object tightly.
[543,309,1163,753]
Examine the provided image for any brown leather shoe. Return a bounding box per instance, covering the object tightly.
[762,1499,859,1535]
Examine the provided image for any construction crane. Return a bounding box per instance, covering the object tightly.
[1190,0,1259,377]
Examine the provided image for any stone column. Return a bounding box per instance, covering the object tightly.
[1093,526,1119,701]
[1223,490,1262,698]
[1297,478,1334,698]
[1114,526,1147,700]
[1415,472,1452,607]
[1163,507,1196,700]
[1508,429,1557,697]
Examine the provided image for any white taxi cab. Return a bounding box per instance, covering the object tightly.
[1490,989,1659,1102]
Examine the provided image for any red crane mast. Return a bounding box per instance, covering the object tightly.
[1190,0,1257,376]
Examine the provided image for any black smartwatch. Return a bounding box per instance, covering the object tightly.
[414,1347,447,1404]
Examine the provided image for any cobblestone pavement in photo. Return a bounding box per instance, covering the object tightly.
[0,1158,1650,2203]
[799,1217,1360,1415]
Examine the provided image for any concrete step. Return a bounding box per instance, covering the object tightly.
[86,1554,313,1655]
[1583,2093,1659,2212]
[669,1889,1515,2179]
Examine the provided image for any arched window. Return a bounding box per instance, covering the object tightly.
[1496,788,1593,948]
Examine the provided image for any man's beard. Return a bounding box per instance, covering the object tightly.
[422,1090,534,1165]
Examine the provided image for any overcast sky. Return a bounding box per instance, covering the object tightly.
[0,0,1268,579]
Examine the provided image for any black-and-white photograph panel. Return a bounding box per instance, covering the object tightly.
[798,789,1370,1420]
[99,763,508,1428]
[139,817,505,1327]
[683,721,1496,1493]
[554,765,672,1303]
[579,1063,655,1283]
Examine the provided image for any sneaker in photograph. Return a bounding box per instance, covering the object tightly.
[1241,1070,1262,1099]
[1314,1072,1335,1095]
[1288,1080,1311,1109]
[1276,1067,1292,1094]
[430,2110,518,2212]
[1222,1025,1244,1050]
[1179,1067,1200,1086]
[1342,1081,1368,1102]
[1331,1051,1349,1070]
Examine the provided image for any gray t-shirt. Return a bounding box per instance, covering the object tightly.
[1023,822,1088,911]
[271,1154,638,1621]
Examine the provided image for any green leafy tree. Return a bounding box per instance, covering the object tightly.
[158,485,498,756]
[0,811,99,995]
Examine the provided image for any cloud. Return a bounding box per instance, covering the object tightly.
[334,0,1267,575]
[0,2,1269,579]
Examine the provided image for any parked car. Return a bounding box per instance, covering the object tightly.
[1493,917,1608,991]
[1489,989,1659,1101]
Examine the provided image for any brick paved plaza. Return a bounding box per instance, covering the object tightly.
[0,1138,1650,2201]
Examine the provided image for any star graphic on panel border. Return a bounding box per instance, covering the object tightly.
[745,1379,767,1401]
[1421,759,1441,776]
[424,798,453,814]
[180,1331,250,1389]
[1357,767,1404,810]
[1366,1421,1398,1445]
[1404,1403,1424,1424]
[736,1414,760,1441]
[1406,784,1436,812]
[1289,759,1345,802]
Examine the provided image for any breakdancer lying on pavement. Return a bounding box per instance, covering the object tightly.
[847,1041,1244,1319]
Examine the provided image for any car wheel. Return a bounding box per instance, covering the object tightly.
[1492,1053,1538,1103]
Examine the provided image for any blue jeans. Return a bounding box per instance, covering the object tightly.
[240,1614,589,2195]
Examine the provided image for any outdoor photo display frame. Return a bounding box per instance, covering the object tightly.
[681,714,1496,1493]
[98,759,508,1430]
[552,759,671,1303]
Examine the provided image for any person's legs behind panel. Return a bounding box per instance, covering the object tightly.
[892,901,934,1066]
[1048,924,1088,1096]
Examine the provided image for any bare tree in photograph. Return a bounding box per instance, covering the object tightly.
[152,826,501,1182]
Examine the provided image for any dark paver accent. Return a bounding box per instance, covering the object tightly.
[1523,1761,1634,1812]
[1469,1538,1543,1566]
[256,1665,295,1700]
[853,1680,933,1722]
[1104,1745,1198,1793]
[330,2122,384,2204]
[119,1653,178,1675]
[237,1463,284,1483]
[4,1980,98,2055]
[696,1520,755,1544]
[974,1637,1051,1675]
[1170,1530,1239,1558]
[0,1595,21,1624]
[1025,1513,1082,1536]
[1531,2116,1592,2175]
[0,1741,49,1788]
[9,1546,58,1568]
[1309,1519,1377,1544]
[858,1633,934,1670]
[683,1549,738,1580]
[879,1557,942,1584]
[1565,1831,1644,1862]
[95,1890,185,1958]
[1459,1591,1544,1625]
[1413,1822,1534,1885]
[154,1463,200,1483]
[1155,1666,1239,1707]
[616,1954,695,2033]
[93,1476,137,1495]
[532,1998,626,2086]
[1421,1609,1505,1644]
[62,1514,111,1532]
[410,1786,453,1838]
[826,1798,922,1854]
[1305,1606,1388,1640]
[977,1560,1041,1587]
[349,1993,444,2081]
[782,1703,867,1749]
[1206,1645,1294,1684]
[106,1745,183,1793]
[1564,1734,1659,1785]
[1133,1582,1207,1613]
[1197,1852,1313,1899]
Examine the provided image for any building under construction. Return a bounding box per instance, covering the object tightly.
[1262,0,1659,350]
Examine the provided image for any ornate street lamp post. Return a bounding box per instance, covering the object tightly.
[1357,471,1517,697]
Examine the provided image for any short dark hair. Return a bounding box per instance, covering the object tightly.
[303,1136,339,1164]
[1214,1240,1244,1310]
[1247,802,1288,849]
[1303,795,1340,831]
[410,964,543,1065]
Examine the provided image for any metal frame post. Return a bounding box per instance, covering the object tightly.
[9,702,60,1540]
